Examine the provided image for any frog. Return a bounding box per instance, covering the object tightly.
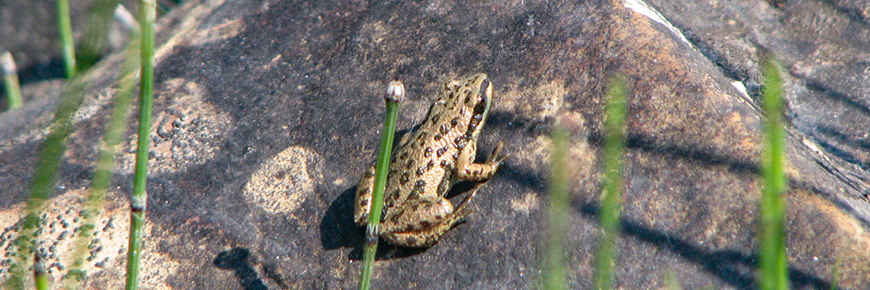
[354,73,506,248]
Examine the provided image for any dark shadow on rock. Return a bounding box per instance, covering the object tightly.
[623,132,760,175]
[576,201,832,289]
[214,247,268,290]
[815,125,870,169]
[346,241,429,261]
[320,186,364,250]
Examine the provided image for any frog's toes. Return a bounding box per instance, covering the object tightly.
[487,141,508,164]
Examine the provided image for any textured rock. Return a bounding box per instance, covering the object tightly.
[1,0,868,289]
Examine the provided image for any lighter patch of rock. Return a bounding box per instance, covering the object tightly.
[118,79,232,174]
[244,146,320,214]
[510,192,539,214]
[624,0,691,46]
[0,189,170,288]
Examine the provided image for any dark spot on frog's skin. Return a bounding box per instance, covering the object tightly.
[473,97,487,114]
[364,168,375,178]
[453,136,466,148]
[424,147,433,157]
[400,172,410,185]
[436,147,448,157]
[359,198,369,208]
[440,124,450,134]
[405,237,418,245]
[399,151,408,161]
[450,117,459,127]
[464,96,471,104]
[416,166,426,176]
[440,160,452,168]
[415,180,427,188]
[452,152,460,161]
[438,175,451,193]
[434,134,443,142]
[408,185,423,200]
[417,132,428,145]
[431,115,440,124]
[405,159,415,170]
[434,214,443,220]
[420,221,432,228]
[465,114,483,137]
[382,193,394,210]
[426,159,435,170]
[459,107,467,117]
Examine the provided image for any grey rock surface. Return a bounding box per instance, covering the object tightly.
[1,0,869,289]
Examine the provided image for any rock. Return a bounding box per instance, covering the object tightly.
[1,0,868,288]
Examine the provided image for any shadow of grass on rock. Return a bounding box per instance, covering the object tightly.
[575,201,832,289]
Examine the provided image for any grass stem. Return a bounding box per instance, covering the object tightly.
[358,80,404,290]
[594,76,627,290]
[542,126,569,290]
[1,51,22,110]
[64,36,141,290]
[76,0,123,72]
[6,78,86,289]
[34,253,48,290]
[126,0,156,288]
[758,56,789,290]
[57,0,77,78]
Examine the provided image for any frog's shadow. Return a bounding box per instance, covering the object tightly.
[319,180,478,261]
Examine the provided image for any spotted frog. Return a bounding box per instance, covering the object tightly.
[354,73,506,247]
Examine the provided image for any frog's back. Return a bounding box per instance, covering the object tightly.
[380,75,486,218]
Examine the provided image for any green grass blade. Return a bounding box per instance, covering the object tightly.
[358,80,404,290]
[1,51,23,110]
[57,0,77,78]
[76,0,123,72]
[126,0,156,289]
[5,77,86,289]
[33,253,48,290]
[663,267,683,290]
[542,126,570,290]
[758,56,789,290]
[594,76,627,290]
[63,37,141,290]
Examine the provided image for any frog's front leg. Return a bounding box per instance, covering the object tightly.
[381,187,480,247]
[455,141,506,182]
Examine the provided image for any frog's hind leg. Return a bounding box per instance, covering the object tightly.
[354,163,377,226]
[382,187,480,247]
